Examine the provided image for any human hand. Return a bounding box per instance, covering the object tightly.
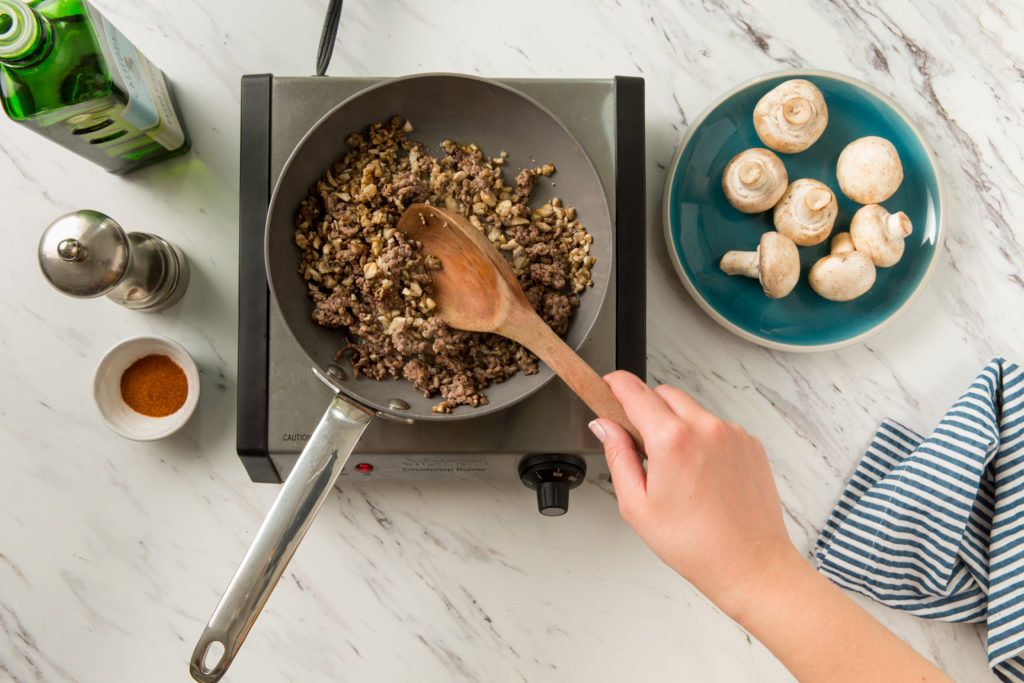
[590,371,801,614]
[592,372,953,682]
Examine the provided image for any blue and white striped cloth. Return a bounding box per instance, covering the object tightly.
[815,358,1024,682]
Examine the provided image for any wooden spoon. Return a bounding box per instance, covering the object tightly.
[397,203,643,450]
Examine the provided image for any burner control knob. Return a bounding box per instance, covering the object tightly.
[518,454,586,517]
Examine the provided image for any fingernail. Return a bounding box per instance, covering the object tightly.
[588,420,606,443]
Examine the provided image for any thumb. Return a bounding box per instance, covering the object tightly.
[591,418,647,512]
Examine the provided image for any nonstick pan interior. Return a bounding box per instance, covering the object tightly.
[265,73,613,421]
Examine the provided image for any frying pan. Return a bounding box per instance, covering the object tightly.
[190,73,613,681]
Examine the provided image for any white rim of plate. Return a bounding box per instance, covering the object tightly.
[661,68,946,353]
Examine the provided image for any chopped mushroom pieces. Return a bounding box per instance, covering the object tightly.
[294,116,595,412]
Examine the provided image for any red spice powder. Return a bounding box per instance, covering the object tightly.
[120,354,188,417]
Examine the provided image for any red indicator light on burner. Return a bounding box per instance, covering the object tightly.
[355,463,374,474]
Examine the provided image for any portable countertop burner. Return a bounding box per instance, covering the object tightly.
[235,74,646,516]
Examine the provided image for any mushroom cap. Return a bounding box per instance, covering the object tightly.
[850,204,913,267]
[721,148,789,213]
[756,231,800,298]
[836,136,903,204]
[808,234,877,301]
[753,79,829,154]
[772,178,838,246]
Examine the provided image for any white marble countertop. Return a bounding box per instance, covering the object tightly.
[3,0,1022,681]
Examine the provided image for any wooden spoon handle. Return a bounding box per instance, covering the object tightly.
[505,315,645,453]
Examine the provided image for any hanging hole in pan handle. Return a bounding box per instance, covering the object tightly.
[315,0,344,76]
[200,640,226,673]
[190,634,228,682]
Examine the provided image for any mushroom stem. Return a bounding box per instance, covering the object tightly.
[719,249,760,278]
[803,187,832,212]
[738,160,765,187]
[886,211,912,239]
[831,232,856,254]
[782,96,812,125]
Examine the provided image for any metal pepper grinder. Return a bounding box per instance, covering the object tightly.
[38,209,190,312]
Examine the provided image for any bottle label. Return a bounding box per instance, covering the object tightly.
[84,2,185,150]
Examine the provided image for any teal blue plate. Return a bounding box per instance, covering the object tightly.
[662,70,944,351]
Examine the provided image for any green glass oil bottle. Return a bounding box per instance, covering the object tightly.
[0,0,190,174]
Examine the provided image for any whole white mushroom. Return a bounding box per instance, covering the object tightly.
[808,232,876,301]
[721,148,789,213]
[719,231,800,299]
[850,204,913,267]
[772,178,838,246]
[753,79,829,154]
[836,136,903,204]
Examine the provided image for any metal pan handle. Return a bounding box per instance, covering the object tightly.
[189,394,372,682]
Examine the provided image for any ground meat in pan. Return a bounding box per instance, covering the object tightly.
[294,116,596,412]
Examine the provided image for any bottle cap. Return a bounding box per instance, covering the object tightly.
[0,0,40,62]
[38,210,130,298]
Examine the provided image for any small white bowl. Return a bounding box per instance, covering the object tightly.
[93,336,200,440]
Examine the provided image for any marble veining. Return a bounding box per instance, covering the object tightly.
[1,0,1022,680]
